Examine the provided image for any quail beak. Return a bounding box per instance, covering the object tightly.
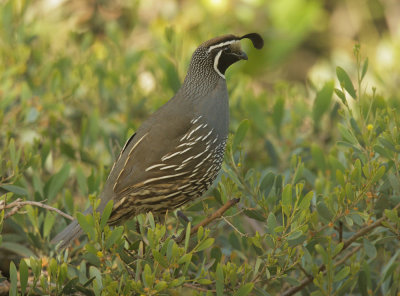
[237,51,248,60]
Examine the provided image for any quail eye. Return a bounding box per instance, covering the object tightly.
[224,47,232,53]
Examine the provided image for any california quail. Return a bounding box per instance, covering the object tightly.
[52,33,264,249]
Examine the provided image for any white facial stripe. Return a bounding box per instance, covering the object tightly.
[207,40,238,52]
[213,50,225,79]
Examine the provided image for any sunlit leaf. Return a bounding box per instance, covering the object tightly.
[336,66,356,99]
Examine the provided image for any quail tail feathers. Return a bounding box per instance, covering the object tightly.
[51,219,84,250]
[51,206,93,249]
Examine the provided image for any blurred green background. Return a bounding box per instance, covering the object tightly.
[1,0,400,294]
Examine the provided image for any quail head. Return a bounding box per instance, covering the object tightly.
[52,33,264,249]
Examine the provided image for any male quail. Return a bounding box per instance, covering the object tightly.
[52,33,264,249]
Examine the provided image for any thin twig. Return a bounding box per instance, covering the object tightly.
[221,216,248,237]
[282,246,361,296]
[281,201,400,296]
[342,201,400,251]
[1,198,74,221]
[175,198,240,243]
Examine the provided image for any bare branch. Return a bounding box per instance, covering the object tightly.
[282,246,361,296]
[281,201,400,296]
[1,198,74,221]
[175,198,240,243]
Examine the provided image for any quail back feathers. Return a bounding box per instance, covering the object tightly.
[52,33,264,249]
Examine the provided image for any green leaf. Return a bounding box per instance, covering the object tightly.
[272,97,285,134]
[0,184,28,196]
[274,226,284,233]
[287,230,302,240]
[267,212,277,234]
[185,222,191,252]
[282,184,292,216]
[153,250,169,268]
[378,137,397,152]
[382,250,400,282]
[76,166,88,196]
[372,166,386,183]
[316,201,333,221]
[233,119,250,151]
[170,276,185,287]
[0,209,4,233]
[195,238,214,252]
[338,123,358,145]
[260,172,275,197]
[105,226,124,249]
[312,81,334,123]
[233,283,254,296]
[335,88,347,104]
[89,266,103,290]
[61,277,79,294]
[142,264,154,287]
[385,209,399,224]
[76,212,96,240]
[9,261,17,296]
[160,55,180,93]
[288,233,306,247]
[361,57,368,80]
[216,263,224,296]
[333,242,344,256]
[334,266,350,282]
[315,244,329,264]
[19,259,28,295]
[155,280,168,292]
[148,212,155,229]
[299,191,313,210]
[177,253,192,265]
[336,66,356,99]
[100,200,113,230]
[1,242,35,257]
[43,211,56,238]
[244,209,265,221]
[45,163,71,201]
[363,238,377,259]
[311,144,326,171]
[198,278,213,285]
[373,144,393,158]
[350,118,362,136]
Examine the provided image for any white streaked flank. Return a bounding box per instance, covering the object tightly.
[145,163,165,171]
[182,156,194,163]
[143,171,188,185]
[180,147,192,154]
[161,151,182,161]
[175,163,187,171]
[177,141,197,148]
[202,129,213,141]
[159,164,178,170]
[193,150,206,159]
[187,124,204,139]
[195,152,212,168]
[114,132,148,191]
[190,115,202,124]
[178,183,191,190]
[143,191,181,202]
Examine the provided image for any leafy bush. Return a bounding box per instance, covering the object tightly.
[1,1,400,295]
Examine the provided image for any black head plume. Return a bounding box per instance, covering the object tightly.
[239,33,264,49]
[186,33,264,81]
